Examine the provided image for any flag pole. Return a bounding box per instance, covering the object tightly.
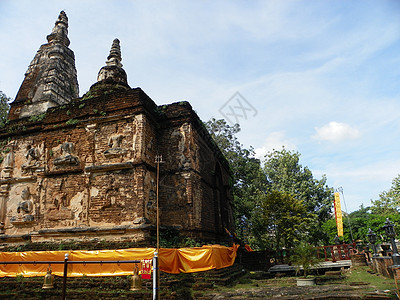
[337,187,354,242]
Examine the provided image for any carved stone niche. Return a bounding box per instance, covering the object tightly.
[0,184,9,233]
[1,142,15,179]
[53,142,79,167]
[10,186,35,226]
[103,134,127,158]
[47,192,73,221]
[145,189,157,226]
[21,145,43,174]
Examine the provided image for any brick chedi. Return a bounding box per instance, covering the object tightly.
[9,11,79,121]
[0,12,234,247]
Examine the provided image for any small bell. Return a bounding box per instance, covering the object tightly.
[130,263,142,291]
[42,267,54,289]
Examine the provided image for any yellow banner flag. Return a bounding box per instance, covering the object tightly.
[334,192,343,237]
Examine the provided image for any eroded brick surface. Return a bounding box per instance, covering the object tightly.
[0,89,233,245]
[0,12,233,247]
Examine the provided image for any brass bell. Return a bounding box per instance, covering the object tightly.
[130,263,142,291]
[42,267,54,289]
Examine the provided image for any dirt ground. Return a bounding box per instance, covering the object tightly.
[202,284,395,299]
[198,277,397,299]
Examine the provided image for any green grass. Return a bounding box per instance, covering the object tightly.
[344,266,396,291]
[212,273,294,292]
[202,266,397,299]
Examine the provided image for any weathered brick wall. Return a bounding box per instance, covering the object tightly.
[89,170,137,224]
[157,102,233,241]
[0,88,233,245]
[42,174,87,228]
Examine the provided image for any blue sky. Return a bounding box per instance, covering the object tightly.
[1,0,400,212]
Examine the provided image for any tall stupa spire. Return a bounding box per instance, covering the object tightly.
[96,38,129,85]
[47,10,70,46]
[9,11,79,120]
[84,38,130,98]
[106,38,122,67]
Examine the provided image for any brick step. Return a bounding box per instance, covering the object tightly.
[0,275,180,292]
[0,284,152,300]
[0,276,147,291]
[191,264,244,279]
[209,270,246,286]
[191,265,246,289]
[0,264,247,298]
[192,282,214,290]
[194,269,245,283]
[193,265,244,279]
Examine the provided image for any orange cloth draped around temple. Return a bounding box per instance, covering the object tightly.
[0,244,239,277]
[159,244,239,274]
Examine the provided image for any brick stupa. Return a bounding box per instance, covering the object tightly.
[0,12,233,247]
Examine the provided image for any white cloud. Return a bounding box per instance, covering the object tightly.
[311,157,400,212]
[254,131,297,160]
[313,122,360,142]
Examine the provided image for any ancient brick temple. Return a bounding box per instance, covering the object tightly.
[0,11,233,246]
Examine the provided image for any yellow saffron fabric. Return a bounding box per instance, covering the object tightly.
[0,244,238,277]
[159,244,239,274]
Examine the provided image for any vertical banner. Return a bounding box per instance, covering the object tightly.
[141,259,152,279]
[334,192,343,237]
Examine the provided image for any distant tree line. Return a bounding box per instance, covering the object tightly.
[323,175,400,246]
[205,118,333,252]
[206,118,400,252]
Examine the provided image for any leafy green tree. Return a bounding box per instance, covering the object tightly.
[206,120,333,249]
[322,204,400,245]
[205,118,265,241]
[251,190,311,251]
[262,148,334,245]
[366,213,400,243]
[0,91,10,128]
[321,218,338,244]
[371,174,400,215]
[322,205,370,244]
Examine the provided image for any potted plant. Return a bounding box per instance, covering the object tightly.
[289,241,320,286]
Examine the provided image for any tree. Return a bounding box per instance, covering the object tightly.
[251,190,311,251]
[322,204,400,245]
[262,148,334,245]
[206,120,334,249]
[322,205,370,244]
[205,118,265,242]
[0,91,10,128]
[371,174,400,215]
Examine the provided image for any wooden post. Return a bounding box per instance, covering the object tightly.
[323,246,328,261]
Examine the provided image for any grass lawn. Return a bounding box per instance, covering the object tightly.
[200,265,398,299]
[344,265,396,291]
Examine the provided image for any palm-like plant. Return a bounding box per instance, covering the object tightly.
[289,241,320,278]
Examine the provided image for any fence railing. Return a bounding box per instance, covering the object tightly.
[315,243,357,262]
[0,253,157,300]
